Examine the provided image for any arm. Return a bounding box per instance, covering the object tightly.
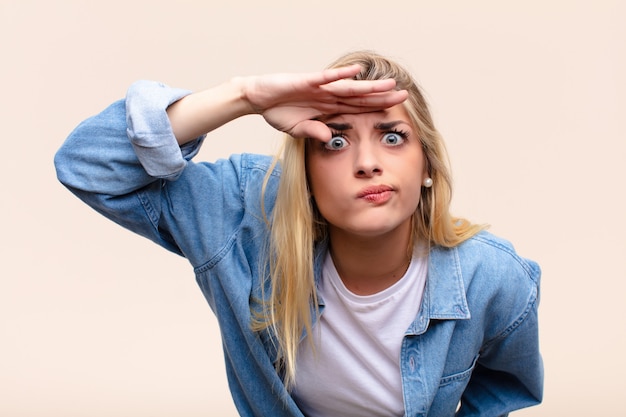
[58,65,406,191]
[55,67,407,255]
[166,64,408,144]
[457,286,543,416]
[54,81,203,254]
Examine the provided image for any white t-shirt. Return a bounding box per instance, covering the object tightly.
[292,249,427,417]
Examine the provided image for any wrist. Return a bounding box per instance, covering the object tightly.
[167,77,257,145]
[230,75,258,116]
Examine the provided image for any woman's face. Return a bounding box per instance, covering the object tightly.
[306,104,428,240]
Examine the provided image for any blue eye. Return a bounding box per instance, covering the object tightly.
[325,135,348,150]
[382,131,406,146]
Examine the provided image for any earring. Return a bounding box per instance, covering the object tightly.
[422,177,433,188]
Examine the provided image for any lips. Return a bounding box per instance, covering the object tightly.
[357,185,394,204]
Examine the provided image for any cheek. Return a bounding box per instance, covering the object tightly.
[399,155,426,209]
[306,160,321,198]
[406,183,423,211]
[306,162,348,221]
[308,169,338,207]
[306,151,340,198]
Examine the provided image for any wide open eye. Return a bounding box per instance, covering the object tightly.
[325,135,348,151]
[381,131,407,146]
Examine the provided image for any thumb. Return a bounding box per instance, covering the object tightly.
[290,120,331,142]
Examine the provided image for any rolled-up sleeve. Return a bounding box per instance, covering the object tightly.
[55,81,204,196]
[54,81,207,255]
[125,80,203,180]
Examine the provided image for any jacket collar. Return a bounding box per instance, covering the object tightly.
[313,240,471,335]
[406,244,471,335]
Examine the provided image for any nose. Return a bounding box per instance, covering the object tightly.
[354,140,382,178]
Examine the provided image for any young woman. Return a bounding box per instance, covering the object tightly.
[55,51,543,416]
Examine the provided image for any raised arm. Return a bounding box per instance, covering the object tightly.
[55,66,407,258]
[166,64,408,144]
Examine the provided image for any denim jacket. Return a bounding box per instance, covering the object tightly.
[54,81,543,417]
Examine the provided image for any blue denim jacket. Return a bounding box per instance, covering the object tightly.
[54,81,543,417]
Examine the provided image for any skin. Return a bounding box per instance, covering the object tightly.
[306,104,428,295]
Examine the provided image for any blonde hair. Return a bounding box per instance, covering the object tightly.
[254,51,484,388]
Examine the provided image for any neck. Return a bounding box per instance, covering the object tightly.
[328,224,413,296]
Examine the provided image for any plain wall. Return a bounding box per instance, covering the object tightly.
[1,0,624,415]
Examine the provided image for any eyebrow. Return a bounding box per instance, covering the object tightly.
[325,120,408,131]
[374,120,406,130]
[325,122,352,131]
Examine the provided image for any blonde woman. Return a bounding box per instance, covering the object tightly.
[55,51,543,416]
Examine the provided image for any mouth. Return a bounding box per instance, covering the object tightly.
[357,185,394,204]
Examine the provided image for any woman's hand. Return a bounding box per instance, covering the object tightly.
[167,65,408,145]
[241,64,409,141]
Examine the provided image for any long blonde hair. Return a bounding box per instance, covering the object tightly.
[254,51,484,388]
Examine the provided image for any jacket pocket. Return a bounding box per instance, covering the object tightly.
[429,355,480,417]
[439,354,479,387]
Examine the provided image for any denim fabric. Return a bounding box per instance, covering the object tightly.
[54,81,543,417]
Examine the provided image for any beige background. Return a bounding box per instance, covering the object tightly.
[1,0,624,415]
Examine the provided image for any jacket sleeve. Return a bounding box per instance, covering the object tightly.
[54,81,206,255]
[458,262,543,417]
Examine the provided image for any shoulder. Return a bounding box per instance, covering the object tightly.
[456,230,541,287]
[428,230,540,312]
[455,231,541,329]
[215,153,281,185]
[236,152,282,197]
[217,153,282,217]
[431,230,541,314]
[187,153,280,186]
[239,153,281,174]
[163,153,282,219]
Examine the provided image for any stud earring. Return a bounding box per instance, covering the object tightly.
[422,177,433,188]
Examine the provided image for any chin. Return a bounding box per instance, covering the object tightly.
[342,222,407,239]
[327,212,414,240]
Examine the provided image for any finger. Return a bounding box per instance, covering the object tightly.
[321,64,363,82]
[317,90,409,114]
[322,78,398,97]
[290,120,332,142]
[303,65,362,87]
